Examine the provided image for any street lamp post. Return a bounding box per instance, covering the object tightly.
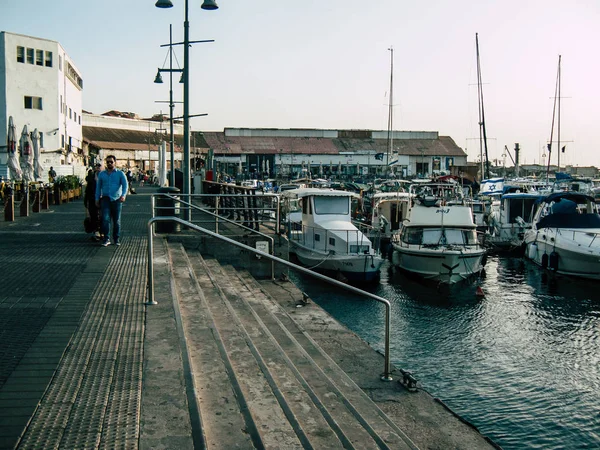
[156,0,217,220]
[154,24,182,187]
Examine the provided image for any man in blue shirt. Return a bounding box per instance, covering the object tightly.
[95,155,128,246]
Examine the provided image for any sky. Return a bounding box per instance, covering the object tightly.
[3,0,600,167]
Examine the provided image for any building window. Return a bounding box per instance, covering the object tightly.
[59,55,62,71]
[39,133,44,148]
[315,234,320,242]
[69,108,72,119]
[78,116,81,125]
[45,51,52,67]
[36,50,43,66]
[26,48,34,64]
[17,46,24,63]
[24,96,43,110]
[61,134,64,148]
[74,112,77,122]
[60,95,63,113]
[329,237,335,246]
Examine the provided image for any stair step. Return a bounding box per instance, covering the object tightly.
[169,242,416,449]
[167,243,257,449]
[225,265,415,450]
[185,249,304,449]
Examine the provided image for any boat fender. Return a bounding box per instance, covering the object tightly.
[391,250,401,266]
[541,253,549,269]
[527,243,537,260]
[549,251,559,271]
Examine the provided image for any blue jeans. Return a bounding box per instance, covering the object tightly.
[100,197,123,242]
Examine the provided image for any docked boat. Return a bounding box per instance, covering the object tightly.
[485,191,541,253]
[524,191,600,280]
[357,191,412,253]
[282,188,384,283]
[390,183,486,284]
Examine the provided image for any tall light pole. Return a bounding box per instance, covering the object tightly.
[154,24,183,187]
[156,0,217,220]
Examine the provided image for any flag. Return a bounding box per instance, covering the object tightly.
[374,153,384,161]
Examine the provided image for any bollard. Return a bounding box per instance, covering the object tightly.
[20,187,29,217]
[4,193,14,221]
[32,189,41,213]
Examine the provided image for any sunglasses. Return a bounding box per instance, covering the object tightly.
[106,160,115,164]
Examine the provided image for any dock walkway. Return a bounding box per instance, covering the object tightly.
[0,185,495,449]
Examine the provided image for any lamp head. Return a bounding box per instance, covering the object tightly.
[155,0,174,8]
[201,0,219,10]
[154,70,164,84]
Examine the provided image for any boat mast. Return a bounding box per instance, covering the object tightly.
[546,55,561,183]
[387,46,394,172]
[476,33,490,180]
[557,55,561,172]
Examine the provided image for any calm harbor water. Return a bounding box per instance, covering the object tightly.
[289,255,600,449]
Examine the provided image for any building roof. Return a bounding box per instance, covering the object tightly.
[82,125,466,158]
[200,131,465,157]
[83,126,183,151]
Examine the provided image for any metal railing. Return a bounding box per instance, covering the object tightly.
[146,215,394,381]
[161,190,281,233]
[152,193,276,280]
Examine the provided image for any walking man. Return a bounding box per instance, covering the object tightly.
[95,155,128,247]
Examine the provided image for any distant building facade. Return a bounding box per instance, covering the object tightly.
[0,31,84,177]
[203,128,468,179]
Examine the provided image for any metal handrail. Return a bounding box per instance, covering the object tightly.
[154,192,281,233]
[153,193,276,279]
[147,216,393,381]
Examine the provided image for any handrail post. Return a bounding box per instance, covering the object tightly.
[146,220,157,305]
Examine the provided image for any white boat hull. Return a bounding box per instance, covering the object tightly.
[290,241,384,283]
[525,228,600,280]
[392,245,485,284]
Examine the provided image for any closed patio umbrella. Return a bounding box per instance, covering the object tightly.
[20,124,34,182]
[32,128,44,180]
[6,116,22,181]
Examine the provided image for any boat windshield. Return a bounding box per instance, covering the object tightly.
[314,196,349,215]
[403,227,478,246]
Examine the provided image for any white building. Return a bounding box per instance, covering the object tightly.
[0,31,85,180]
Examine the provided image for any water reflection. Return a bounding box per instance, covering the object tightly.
[290,256,600,449]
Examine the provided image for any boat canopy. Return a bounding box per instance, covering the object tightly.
[537,213,600,229]
[536,192,596,206]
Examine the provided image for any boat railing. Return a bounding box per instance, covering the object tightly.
[557,228,600,247]
[146,215,394,382]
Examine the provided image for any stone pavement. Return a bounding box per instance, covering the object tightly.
[0,185,161,449]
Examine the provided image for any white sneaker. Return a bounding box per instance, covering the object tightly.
[101,240,111,247]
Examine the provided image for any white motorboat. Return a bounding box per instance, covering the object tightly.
[524,191,600,280]
[282,188,384,283]
[485,192,541,253]
[391,183,486,284]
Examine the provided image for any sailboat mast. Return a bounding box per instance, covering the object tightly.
[387,46,394,170]
[557,55,561,172]
[476,33,490,180]
[546,55,561,183]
